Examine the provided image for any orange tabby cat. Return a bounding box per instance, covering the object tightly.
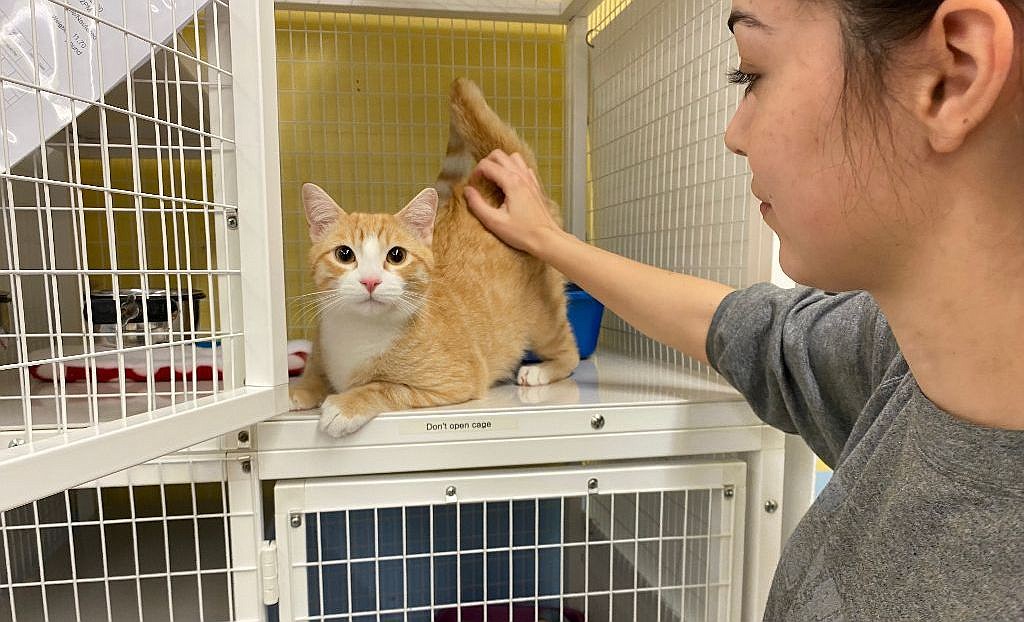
[290,78,579,437]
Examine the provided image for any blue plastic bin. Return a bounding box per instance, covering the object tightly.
[523,283,604,363]
[565,282,604,359]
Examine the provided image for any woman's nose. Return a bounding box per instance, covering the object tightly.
[724,104,749,157]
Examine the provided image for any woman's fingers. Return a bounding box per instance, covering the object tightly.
[510,151,529,173]
[473,158,519,190]
[477,150,535,191]
[463,186,499,222]
[467,148,558,255]
[485,148,515,166]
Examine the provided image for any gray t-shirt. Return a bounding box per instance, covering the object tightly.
[706,283,1024,621]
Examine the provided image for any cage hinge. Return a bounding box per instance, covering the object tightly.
[225,207,239,230]
[260,540,279,606]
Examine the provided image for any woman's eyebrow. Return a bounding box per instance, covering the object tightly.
[728,10,771,34]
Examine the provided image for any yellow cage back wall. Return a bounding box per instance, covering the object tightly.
[275,10,567,340]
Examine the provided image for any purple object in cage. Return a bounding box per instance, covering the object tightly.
[435,604,585,622]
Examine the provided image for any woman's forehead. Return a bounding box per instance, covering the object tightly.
[730,0,836,31]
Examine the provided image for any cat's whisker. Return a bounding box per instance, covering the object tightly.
[289,289,337,300]
[396,295,437,323]
[292,294,336,312]
[320,296,353,318]
[292,294,336,310]
[396,289,425,301]
[292,293,346,324]
[393,299,421,316]
[290,292,337,309]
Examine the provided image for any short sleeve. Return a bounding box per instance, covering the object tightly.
[706,283,899,467]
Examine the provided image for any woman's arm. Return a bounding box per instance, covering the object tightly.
[464,149,733,364]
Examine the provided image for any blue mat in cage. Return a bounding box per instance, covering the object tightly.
[304,500,565,618]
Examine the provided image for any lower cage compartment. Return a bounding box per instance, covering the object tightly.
[0,476,240,622]
[275,459,747,622]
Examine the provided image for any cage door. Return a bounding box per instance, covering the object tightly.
[275,460,746,622]
[0,0,288,512]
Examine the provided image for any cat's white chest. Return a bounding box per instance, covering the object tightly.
[319,309,404,392]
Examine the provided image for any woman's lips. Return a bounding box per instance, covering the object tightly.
[760,201,772,216]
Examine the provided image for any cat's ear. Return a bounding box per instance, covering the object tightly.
[302,183,346,242]
[396,187,438,245]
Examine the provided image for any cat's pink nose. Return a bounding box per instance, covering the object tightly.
[360,278,381,294]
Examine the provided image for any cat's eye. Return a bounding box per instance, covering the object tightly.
[335,245,355,264]
[386,247,407,264]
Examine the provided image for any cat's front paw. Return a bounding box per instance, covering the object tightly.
[319,395,375,437]
[289,386,325,411]
[516,363,554,386]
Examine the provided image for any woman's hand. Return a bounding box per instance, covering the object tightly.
[466,149,732,365]
[464,149,565,257]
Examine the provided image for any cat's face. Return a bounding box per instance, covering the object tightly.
[302,183,437,320]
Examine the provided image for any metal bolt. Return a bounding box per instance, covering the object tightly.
[7,438,24,448]
[226,210,239,230]
[764,499,779,513]
[590,414,605,430]
[445,486,457,497]
[240,460,251,474]
[289,512,302,528]
[587,478,599,494]
[237,430,250,444]
[723,485,735,499]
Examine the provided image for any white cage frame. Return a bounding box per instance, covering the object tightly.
[0,0,817,620]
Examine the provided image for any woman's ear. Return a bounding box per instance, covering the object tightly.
[912,0,1015,153]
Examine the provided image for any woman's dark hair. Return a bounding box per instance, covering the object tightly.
[834,0,1022,98]
[827,1,1022,145]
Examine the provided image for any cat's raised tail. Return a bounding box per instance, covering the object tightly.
[433,78,543,207]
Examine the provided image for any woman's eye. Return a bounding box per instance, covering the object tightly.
[727,68,761,96]
[387,247,407,264]
[335,245,355,264]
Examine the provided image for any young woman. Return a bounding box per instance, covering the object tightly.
[464,0,1024,618]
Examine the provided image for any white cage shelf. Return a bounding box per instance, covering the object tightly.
[259,350,765,481]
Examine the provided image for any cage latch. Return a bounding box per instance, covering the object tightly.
[225,207,239,230]
[260,540,279,606]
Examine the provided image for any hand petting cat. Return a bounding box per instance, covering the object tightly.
[464,150,563,257]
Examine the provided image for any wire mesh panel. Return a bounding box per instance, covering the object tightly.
[277,461,745,621]
[0,0,282,510]
[0,0,242,439]
[274,10,566,339]
[0,456,262,622]
[587,0,767,371]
